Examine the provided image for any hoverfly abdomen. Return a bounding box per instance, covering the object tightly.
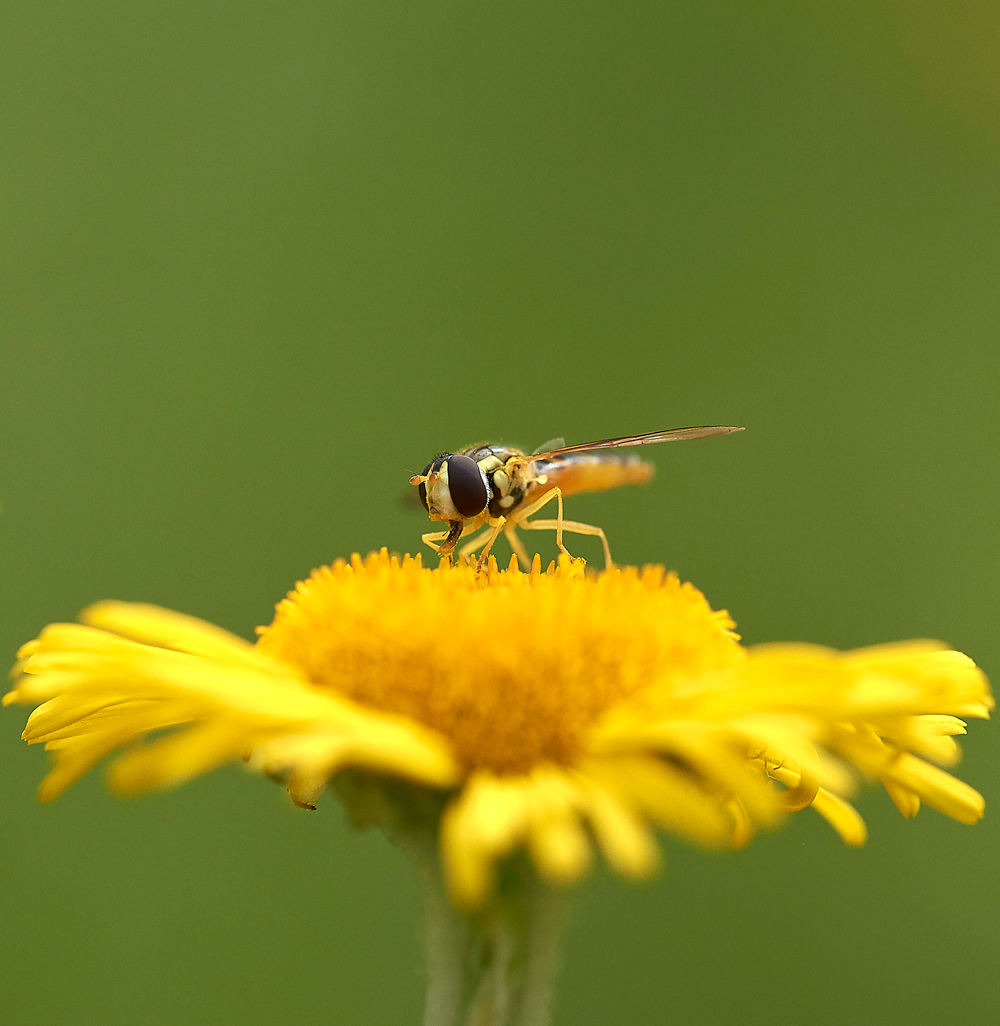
[535,451,654,497]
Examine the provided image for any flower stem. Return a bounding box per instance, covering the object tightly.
[508,875,568,1026]
[418,841,486,1026]
[403,829,570,1026]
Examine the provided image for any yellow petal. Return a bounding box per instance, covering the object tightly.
[810,788,867,845]
[580,755,731,849]
[767,763,820,813]
[881,753,984,824]
[83,601,293,676]
[523,769,593,885]
[576,776,660,878]
[108,721,249,794]
[616,723,781,825]
[37,716,173,803]
[883,779,921,818]
[441,774,532,907]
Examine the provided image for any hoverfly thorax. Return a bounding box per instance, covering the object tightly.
[411,453,491,524]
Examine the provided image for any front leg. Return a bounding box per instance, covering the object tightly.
[421,529,449,554]
[426,519,484,560]
[473,517,507,571]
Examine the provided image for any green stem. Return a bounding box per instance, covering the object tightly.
[418,842,486,1026]
[509,876,569,1026]
[402,830,570,1026]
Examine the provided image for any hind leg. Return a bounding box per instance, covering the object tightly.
[518,517,613,569]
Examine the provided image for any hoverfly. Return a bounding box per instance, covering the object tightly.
[409,425,743,569]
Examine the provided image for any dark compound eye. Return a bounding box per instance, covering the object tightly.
[446,454,488,517]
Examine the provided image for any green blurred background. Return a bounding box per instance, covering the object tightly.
[1,2,997,1023]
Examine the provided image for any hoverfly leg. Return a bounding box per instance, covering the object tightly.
[473,518,507,572]
[457,526,492,561]
[460,523,529,569]
[421,529,449,554]
[503,524,531,569]
[519,518,614,569]
[509,487,572,559]
[437,520,473,563]
[424,521,468,563]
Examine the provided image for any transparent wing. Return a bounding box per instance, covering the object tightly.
[531,436,566,455]
[529,425,744,460]
[399,488,426,511]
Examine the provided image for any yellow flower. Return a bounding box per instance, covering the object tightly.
[6,550,991,908]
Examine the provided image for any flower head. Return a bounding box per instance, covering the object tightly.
[6,550,991,906]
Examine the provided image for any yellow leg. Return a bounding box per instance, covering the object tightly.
[473,518,507,571]
[421,529,449,554]
[504,524,531,568]
[508,488,569,558]
[458,526,492,560]
[519,518,614,569]
[424,520,482,557]
[460,522,531,568]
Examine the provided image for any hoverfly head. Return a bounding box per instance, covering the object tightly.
[410,453,490,522]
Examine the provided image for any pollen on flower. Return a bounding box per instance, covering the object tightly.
[256,551,743,774]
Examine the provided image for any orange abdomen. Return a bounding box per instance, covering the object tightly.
[539,452,655,498]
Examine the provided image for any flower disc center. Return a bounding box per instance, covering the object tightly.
[256,553,742,774]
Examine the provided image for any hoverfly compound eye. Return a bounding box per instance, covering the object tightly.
[445,454,489,517]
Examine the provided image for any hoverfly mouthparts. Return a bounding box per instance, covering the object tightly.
[413,453,491,520]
